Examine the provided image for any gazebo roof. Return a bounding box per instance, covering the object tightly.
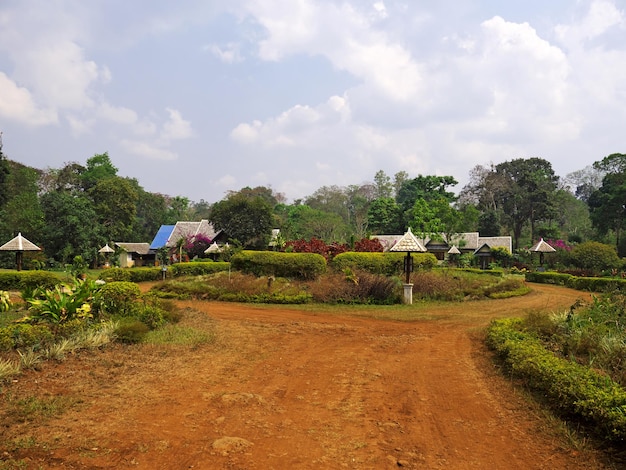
[389,228,427,252]
[98,243,115,254]
[529,238,556,253]
[204,242,223,254]
[448,245,461,255]
[0,233,41,251]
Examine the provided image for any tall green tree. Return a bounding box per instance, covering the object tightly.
[89,177,138,242]
[373,170,393,199]
[210,192,274,248]
[81,152,118,190]
[40,191,103,264]
[284,204,347,242]
[0,135,11,208]
[367,197,403,234]
[588,171,626,254]
[494,158,559,249]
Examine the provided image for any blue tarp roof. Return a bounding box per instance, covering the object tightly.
[150,225,175,249]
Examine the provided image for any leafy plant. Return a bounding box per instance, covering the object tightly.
[23,279,98,324]
[0,290,12,312]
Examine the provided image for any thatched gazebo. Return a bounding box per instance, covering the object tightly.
[0,232,41,271]
[390,228,427,304]
[98,243,115,267]
[529,238,556,266]
[447,245,461,266]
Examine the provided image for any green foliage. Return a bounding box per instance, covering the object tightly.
[114,319,150,344]
[0,271,60,291]
[569,241,621,274]
[24,280,98,324]
[332,252,437,276]
[231,250,326,280]
[487,317,626,443]
[93,281,141,316]
[210,191,274,248]
[169,262,230,277]
[0,290,12,312]
[526,271,626,292]
[0,324,54,351]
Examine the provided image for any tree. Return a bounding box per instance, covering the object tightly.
[564,165,605,202]
[373,170,393,199]
[0,134,11,208]
[89,177,138,241]
[283,205,347,242]
[81,152,118,190]
[588,171,626,254]
[210,192,274,248]
[494,158,559,249]
[40,191,103,264]
[165,195,191,223]
[367,197,403,234]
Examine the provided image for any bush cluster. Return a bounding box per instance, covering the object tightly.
[487,318,626,443]
[0,271,60,291]
[231,250,326,280]
[332,252,437,276]
[526,271,626,292]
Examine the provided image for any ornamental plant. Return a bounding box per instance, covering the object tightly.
[23,279,99,324]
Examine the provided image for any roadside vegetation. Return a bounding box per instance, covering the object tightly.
[487,292,626,446]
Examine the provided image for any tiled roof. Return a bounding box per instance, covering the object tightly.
[373,232,512,253]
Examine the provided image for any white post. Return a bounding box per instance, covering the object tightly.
[403,283,413,304]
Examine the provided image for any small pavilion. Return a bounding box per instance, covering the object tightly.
[0,232,41,271]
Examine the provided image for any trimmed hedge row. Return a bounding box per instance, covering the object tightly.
[525,271,626,292]
[0,271,61,291]
[487,318,626,443]
[331,252,437,276]
[99,262,230,283]
[231,251,326,280]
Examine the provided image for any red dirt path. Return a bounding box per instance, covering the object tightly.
[0,283,616,469]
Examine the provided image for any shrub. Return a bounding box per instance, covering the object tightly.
[487,317,626,443]
[332,252,437,276]
[99,267,161,283]
[169,262,230,277]
[94,281,141,316]
[114,319,150,344]
[231,250,326,280]
[308,270,400,304]
[0,271,60,291]
[0,324,54,351]
[569,241,621,275]
[24,280,99,324]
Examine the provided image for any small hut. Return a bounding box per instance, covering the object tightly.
[0,232,41,271]
[529,238,556,266]
[447,245,461,266]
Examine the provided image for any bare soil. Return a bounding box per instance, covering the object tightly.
[0,283,617,469]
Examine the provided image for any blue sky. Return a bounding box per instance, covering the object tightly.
[1,0,626,203]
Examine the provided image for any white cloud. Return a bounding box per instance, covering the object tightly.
[0,72,57,126]
[555,0,624,46]
[246,0,423,101]
[120,139,178,161]
[204,43,243,63]
[162,108,193,141]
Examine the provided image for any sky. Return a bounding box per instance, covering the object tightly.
[1,0,626,204]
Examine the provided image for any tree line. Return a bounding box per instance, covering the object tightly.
[0,138,625,268]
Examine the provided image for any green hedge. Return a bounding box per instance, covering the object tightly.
[168,262,230,277]
[231,251,326,280]
[525,271,626,292]
[487,318,626,443]
[99,262,231,283]
[331,252,437,276]
[0,271,61,291]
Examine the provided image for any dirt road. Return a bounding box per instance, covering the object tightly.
[1,283,612,469]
